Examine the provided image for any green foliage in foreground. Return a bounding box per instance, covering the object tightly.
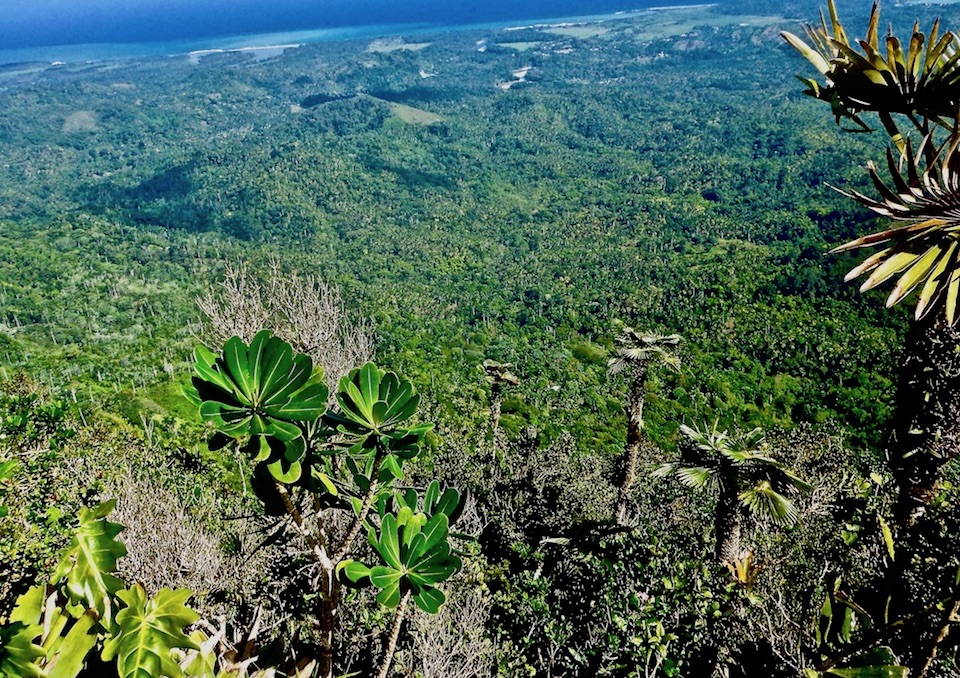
[0,500,200,678]
[188,332,461,677]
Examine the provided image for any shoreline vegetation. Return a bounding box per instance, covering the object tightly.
[0,1,721,68]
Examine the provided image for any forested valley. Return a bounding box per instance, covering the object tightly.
[3,0,960,675]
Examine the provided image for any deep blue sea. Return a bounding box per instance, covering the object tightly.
[0,0,720,66]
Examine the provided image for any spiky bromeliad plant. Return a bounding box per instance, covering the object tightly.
[783,0,960,526]
[186,331,462,678]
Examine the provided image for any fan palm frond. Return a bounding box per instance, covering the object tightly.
[482,359,520,386]
[739,481,801,526]
[675,465,721,491]
[679,421,731,455]
[607,327,682,375]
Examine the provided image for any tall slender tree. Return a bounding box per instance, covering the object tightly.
[607,327,681,521]
[482,359,520,433]
[654,423,812,564]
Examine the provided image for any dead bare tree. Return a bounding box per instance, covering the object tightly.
[196,258,374,389]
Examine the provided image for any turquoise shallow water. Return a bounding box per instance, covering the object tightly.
[0,2,716,66]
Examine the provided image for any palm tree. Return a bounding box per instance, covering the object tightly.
[608,327,681,521]
[654,423,812,564]
[783,1,960,525]
[482,359,520,433]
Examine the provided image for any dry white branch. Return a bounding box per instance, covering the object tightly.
[196,257,374,389]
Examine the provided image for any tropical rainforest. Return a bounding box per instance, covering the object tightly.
[3,0,960,675]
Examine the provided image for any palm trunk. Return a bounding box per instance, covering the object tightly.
[490,382,503,431]
[715,483,742,564]
[889,317,960,526]
[616,362,648,521]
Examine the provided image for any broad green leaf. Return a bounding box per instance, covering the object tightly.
[223,337,251,400]
[376,515,403,569]
[246,330,271,395]
[357,363,381,414]
[51,500,127,625]
[266,383,328,421]
[375,582,402,608]
[0,622,45,678]
[47,611,99,678]
[417,513,450,557]
[266,457,302,484]
[338,560,372,586]
[257,338,296,404]
[424,482,440,513]
[434,487,463,523]
[9,585,46,627]
[407,551,460,586]
[263,354,313,406]
[369,566,404,590]
[102,586,200,678]
[826,668,908,677]
[878,515,896,560]
[412,587,446,614]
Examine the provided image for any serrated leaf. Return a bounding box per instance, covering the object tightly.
[0,622,45,678]
[51,500,127,625]
[101,586,200,678]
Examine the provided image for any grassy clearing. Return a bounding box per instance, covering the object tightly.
[543,25,611,39]
[499,42,541,51]
[387,102,444,125]
[367,38,432,53]
[629,7,785,42]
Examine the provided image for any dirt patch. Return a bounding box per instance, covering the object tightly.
[63,110,98,133]
[499,42,541,51]
[367,38,432,53]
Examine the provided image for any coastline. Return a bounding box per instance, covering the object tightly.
[0,1,718,67]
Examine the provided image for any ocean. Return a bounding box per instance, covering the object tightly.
[0,0,721,66]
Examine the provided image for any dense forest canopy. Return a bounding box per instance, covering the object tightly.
[0,2,911,446]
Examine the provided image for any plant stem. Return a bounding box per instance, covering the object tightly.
[275,482,336,678]
[916,596,960,678]
[376,590,411,678]
[331,451,386,563]
[276,482,328,563]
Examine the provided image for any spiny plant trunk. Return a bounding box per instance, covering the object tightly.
[616,362,648,522]
[714,483,742,564]
[317,564,339,678]
[888,317,960,526]
[376,590,411,678]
